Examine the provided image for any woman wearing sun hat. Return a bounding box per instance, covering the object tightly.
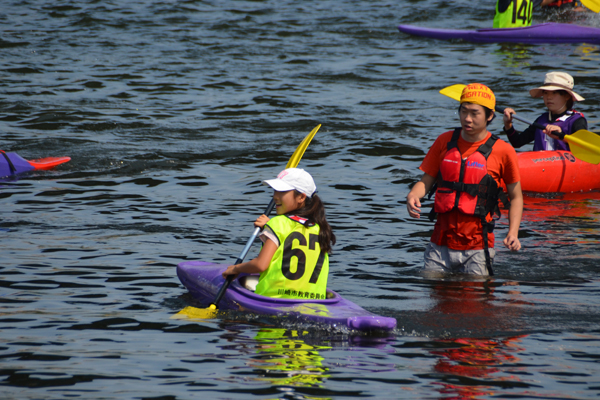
[502,71,588,152]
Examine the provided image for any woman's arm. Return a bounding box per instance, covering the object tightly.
[222,239,278,278]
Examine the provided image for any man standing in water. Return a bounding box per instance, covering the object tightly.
[406,84,523,276]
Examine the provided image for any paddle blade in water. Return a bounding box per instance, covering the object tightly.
[581,0,600,13]
[439,84,466,102]
[286,124,321,169]
[566,130,600,165]
[170,305,218,320]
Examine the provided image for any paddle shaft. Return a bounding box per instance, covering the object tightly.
[0,150,17,175]
[211,198,276,307]
[497,106,565,139]
[499,107,600,159]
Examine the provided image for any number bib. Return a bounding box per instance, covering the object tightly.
[493,0,532,28]
[255,215,329,299]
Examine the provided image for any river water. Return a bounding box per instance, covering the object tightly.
[2,1,600,399]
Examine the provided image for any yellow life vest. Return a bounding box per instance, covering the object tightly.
[493,0,533,28]
[255,215,329,299]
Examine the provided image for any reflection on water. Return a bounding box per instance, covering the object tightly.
[494,44,532,73]
[574,44,600,61]
[417,279,526,338]
[431,336,526,399]
[521,192,600,248]
[250,328,330,387]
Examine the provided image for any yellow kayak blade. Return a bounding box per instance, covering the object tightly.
[567,130,600,165]
[286,124,321,169]
[170,305,218,320]
[581,0,600,13]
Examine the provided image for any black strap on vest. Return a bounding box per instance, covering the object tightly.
[429,128,511,276]
[0,150,17,175]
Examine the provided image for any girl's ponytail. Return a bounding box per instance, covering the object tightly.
[293,192,336,253]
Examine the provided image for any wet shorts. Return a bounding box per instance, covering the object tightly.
[423,242,495,275]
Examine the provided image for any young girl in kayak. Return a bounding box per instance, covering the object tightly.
[502,71,587,151]
[222,168,335,300]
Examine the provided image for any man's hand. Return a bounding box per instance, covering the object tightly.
[503,233,521,251]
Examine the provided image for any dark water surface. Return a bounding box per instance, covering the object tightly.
[2,1,600,398]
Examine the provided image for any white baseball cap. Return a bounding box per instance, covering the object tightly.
[262,168,316,197]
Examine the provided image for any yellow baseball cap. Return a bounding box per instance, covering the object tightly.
[460,83,496,111]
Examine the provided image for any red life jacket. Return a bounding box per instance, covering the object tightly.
[546,0,576,7]
[429,129,510,276]
[433,129,504,219]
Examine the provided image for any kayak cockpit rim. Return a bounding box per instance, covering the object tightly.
[232,274,342,305]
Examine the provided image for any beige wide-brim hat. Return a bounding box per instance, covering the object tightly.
[529,71,584,102]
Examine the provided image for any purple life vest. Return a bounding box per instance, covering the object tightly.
[533,111,583,151]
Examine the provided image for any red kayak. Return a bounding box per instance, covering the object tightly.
[1,151,70,178]
[505,150,600,193]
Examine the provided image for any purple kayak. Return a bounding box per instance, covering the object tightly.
[397,22,600,44]
[177,261,397,331]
